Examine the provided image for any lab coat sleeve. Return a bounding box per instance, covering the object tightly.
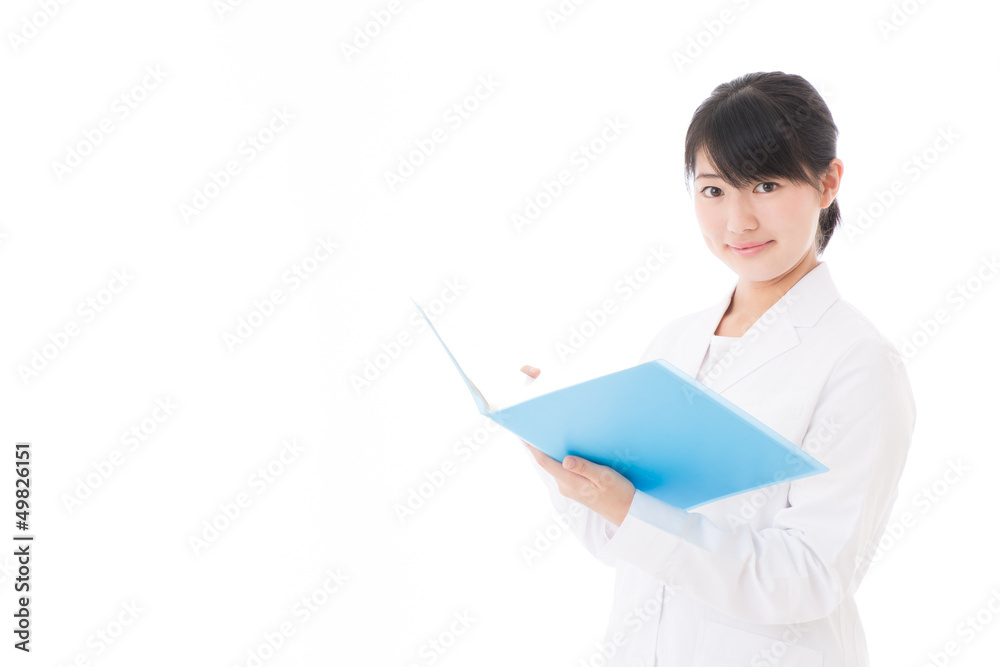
[523,445,621,568]
[596,335,917,624]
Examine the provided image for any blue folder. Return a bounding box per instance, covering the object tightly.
[412,298,828,510]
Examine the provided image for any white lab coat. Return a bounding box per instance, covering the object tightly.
[526,261,916,666]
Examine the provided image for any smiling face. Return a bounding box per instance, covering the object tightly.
[693,147,836,285]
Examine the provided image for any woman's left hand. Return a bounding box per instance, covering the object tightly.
[523,440,635,527]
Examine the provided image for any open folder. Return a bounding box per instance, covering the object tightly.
[411,298,828,510]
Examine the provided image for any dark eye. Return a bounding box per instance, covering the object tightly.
[754,182,779,193]
[701,186,723,198]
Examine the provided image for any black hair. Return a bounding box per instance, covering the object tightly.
[683,72,841,255]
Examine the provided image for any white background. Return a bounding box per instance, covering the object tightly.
[2,0,998,665]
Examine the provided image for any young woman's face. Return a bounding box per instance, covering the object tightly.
[692,148,830,284]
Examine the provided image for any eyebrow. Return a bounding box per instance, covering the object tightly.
[695,173,721,180]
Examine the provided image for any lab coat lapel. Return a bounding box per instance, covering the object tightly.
[666,262,840,394]
[708,300,799,394]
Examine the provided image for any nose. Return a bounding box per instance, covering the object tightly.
[726,192,759,234]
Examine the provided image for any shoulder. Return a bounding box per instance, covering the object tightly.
[639,300,720,358]
[810,298,915,418]
[646,306,705,341]
[651,293,729,339]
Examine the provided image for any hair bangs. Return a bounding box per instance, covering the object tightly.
[687,88,812,191]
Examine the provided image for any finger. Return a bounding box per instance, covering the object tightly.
[524,441,585,487]
[562,454,589,475]
[520,365,540,379]
[562,455,617,493]
[565,457,624,508]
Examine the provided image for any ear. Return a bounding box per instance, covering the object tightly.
[819,158,844,208]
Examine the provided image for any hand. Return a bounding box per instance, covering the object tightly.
[519,364,636,527]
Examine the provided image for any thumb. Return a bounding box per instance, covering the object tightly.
[563,455,615,489]
[562,455,588,475]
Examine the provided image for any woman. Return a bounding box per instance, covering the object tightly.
[523,71,916,666]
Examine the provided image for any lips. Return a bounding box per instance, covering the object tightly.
[729,241,769,250]
[728,240,773,257]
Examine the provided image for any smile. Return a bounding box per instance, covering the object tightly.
[729,241,772,257]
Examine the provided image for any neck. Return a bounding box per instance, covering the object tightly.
[730,252,819,321]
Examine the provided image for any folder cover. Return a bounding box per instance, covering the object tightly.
[412,298,828,510]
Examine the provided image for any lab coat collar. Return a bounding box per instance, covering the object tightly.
[671,261,841,394]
